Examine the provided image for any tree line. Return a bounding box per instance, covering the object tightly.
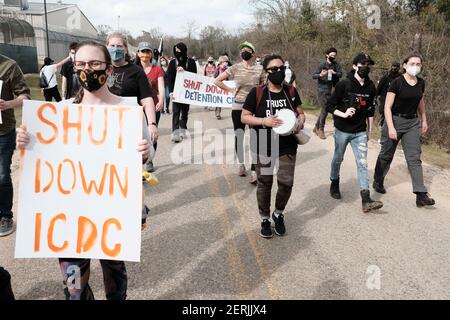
[98,0,450,150]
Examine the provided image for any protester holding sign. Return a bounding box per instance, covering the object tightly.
[214,41,266,184]
[0,54,30,237]
[16,41,151,300]
[167,42,197,143]
[241,54,305,238]
[214,55,230,120]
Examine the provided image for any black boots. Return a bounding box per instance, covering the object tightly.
[361,190,383,213]
[372,180,386,194]
[416,192,436,208]
[330,178,341,199]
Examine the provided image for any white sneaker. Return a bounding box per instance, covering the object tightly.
[249,171,258,185]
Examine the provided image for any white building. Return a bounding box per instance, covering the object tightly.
[1,0,99,62]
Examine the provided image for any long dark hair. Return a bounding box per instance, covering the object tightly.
[73,41,111,104]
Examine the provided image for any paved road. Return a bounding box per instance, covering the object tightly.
[2,107,450,300]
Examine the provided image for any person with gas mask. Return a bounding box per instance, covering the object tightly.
[16,41,151,300]
[214,41,266,184]
[373,54,435,208]
[167,42,197,143]
[241,54,305,238]
[312,47,343,140]
[376,62,401,126]
[326,53,383,213]
[136,42,165,172]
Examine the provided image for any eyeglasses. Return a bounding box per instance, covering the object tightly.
[74,60,107,69]
[266,65,286,73]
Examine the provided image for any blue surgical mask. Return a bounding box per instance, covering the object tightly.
[108,47,125,62]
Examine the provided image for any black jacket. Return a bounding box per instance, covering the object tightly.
[326,70,376,133]
[167,42,197,93]
[376,71,401,114]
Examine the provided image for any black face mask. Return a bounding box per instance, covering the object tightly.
[390,68,400,75]
[77,69,108,92]
[175,51,184,61]
[357,66,370,78]
[268,70,286,85]
[241,51,253,61]
[328,56,336,63]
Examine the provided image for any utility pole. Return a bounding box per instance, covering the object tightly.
[44,0,50,57]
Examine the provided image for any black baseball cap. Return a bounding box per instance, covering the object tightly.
[44,57,54,65]
[352,53,375,65]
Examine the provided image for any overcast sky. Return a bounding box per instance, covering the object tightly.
[52,0,256,37]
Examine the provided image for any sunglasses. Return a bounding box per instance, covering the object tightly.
[266,65,286,73]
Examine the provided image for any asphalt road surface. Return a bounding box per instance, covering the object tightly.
[1,107,450,300]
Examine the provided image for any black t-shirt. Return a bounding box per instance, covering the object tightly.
[243,86,302,157]
[108,63,153,104]
[60,61,79,99]
[389,75,425,116]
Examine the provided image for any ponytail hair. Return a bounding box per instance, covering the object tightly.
[73,88,84,104]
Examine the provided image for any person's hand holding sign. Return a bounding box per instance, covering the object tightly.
[16,125,29,149]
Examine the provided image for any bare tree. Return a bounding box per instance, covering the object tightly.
[184,20,199,45]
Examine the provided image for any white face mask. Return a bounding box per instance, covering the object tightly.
[406,65,421,77]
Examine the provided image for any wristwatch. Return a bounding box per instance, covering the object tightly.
[150,122,157,127]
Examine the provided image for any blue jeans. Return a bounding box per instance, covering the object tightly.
[331,129,369,190]
[0,129,16,219]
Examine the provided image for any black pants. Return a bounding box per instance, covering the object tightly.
[232,109,255,171]
[43,86,62,102]
[59,258,127,300]
[172,102,190,132]
[315,90,330,130]
[0,267,15,301]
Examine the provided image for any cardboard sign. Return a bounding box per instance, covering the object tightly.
[15,101,143,262]
[173,71,236,108]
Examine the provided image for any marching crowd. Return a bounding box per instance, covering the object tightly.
[0,31,436,299]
